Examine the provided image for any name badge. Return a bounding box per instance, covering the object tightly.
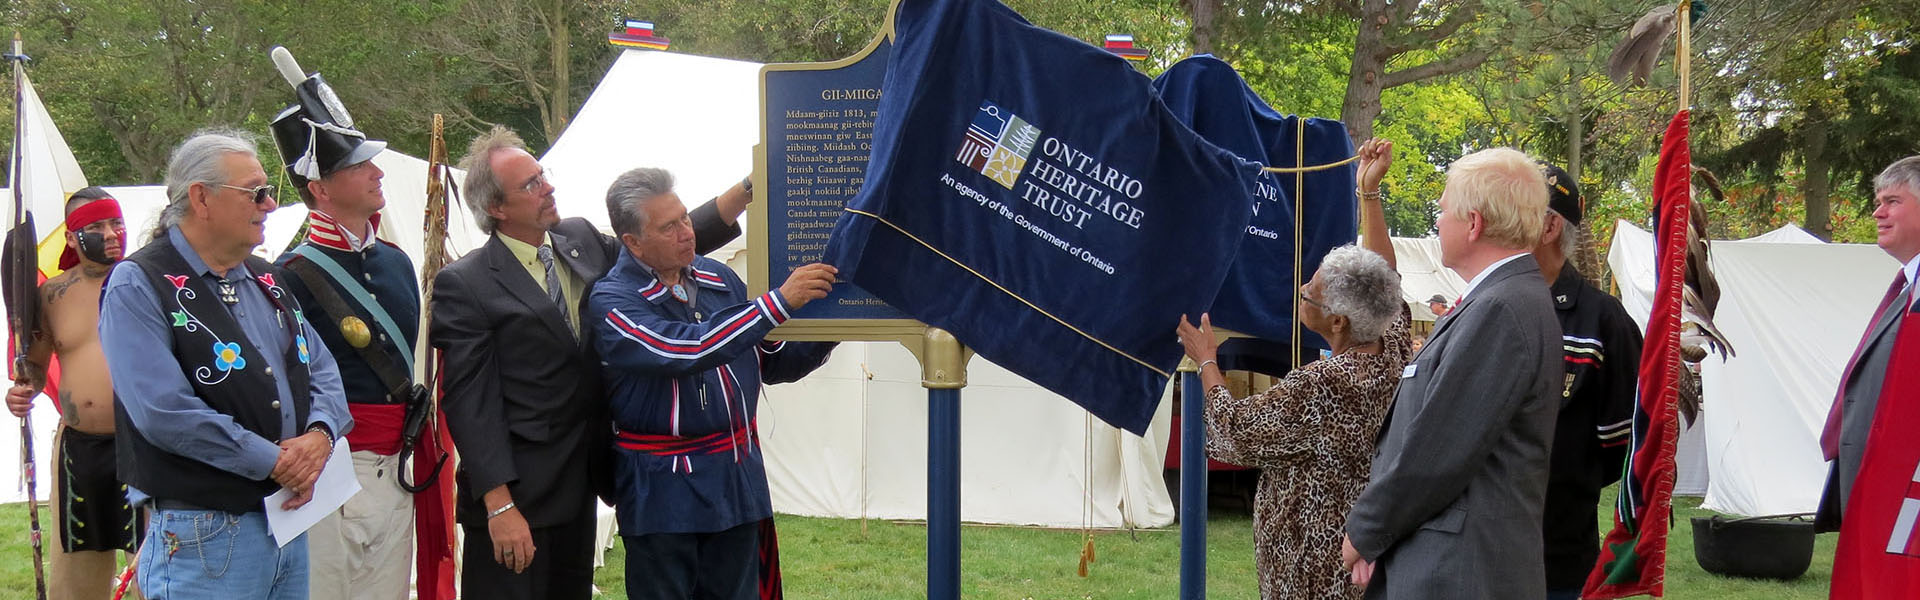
[1402,364,1418,379]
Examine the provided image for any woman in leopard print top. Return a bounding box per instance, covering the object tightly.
[1175,138,1410,600]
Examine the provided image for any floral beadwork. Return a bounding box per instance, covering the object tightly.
[212,342,247,372]
[165,272,235,385]
[296,335,311,364]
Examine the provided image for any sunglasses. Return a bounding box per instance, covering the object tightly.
[216,183,277,204]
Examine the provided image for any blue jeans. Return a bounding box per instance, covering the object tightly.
[137,508,308,599]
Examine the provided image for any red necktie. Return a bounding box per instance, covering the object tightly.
[1821,270,1910,460]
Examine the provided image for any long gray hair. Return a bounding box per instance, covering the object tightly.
[155,129,259,240]
[1316,245,1403,342]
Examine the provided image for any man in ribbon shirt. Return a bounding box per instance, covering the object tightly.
[100,130,351,598]
[589,167,835,600]
[7,187,135,600]
[265,75,425,600]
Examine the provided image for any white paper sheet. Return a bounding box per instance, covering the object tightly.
[265,442,360,547]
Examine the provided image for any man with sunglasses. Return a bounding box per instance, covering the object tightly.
[265,72,440,600]
[99,129,351,599]
[7,187,137,600]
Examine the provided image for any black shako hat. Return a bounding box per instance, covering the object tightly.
[269,71,385,187]
[1537,161,1583,226]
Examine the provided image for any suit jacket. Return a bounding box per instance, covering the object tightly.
[1816,279,1911,532]
[431,218,618,527]
[1344,257,1563,600]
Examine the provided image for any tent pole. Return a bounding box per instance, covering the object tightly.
[917,328,969,600]
[1178,359,1206,599]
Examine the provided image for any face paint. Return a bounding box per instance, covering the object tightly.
[76,230,120,265]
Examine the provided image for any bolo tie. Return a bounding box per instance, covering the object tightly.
[217,278,240,305]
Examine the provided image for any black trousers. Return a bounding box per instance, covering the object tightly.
[623,521,761,600]
[460,514,596,600]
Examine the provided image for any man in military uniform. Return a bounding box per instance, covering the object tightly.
[1530,163,1641,600]
[267,69,429,600]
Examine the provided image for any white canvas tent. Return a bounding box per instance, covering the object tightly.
[1391,237,1466,320]
[540,48,1177,528]
[1608,220,1900,516]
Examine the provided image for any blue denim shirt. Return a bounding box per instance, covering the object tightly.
[101,228,350,505]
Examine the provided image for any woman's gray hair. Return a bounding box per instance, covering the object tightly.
[157,129,258,240]
[459,125,529,233]
[1875,155,1920,197]
[1317,244,1403,343]
[605,167,675,237]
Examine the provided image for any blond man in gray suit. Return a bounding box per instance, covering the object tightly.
[1341,147,1563,600]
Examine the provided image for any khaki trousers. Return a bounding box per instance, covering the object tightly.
[306,450,414,600]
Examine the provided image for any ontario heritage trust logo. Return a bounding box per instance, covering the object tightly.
[956,100,1041,189]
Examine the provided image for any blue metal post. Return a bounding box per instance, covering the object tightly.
[927,387,961,600]
[1179,367,1207,599]
[917,328,968,600]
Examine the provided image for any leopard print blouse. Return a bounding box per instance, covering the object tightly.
[1203,306,1412,600]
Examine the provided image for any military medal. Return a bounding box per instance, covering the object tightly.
[340,316,372,348]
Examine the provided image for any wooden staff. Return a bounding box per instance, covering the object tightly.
[4,31,49,600]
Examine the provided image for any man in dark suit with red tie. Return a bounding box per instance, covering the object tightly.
[1817,155,1920,533]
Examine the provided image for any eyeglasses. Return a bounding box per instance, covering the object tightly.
[216,183,277,204]
[1301,294,1329,311]
[518,168,554,195]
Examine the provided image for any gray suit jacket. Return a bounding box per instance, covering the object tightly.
[1345,257,1563,600]
[1816,278,1911,532]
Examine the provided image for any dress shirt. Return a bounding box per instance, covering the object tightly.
[499,231,582,332]
[100,227,350,504]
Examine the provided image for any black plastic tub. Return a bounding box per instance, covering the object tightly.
[1691,513,1816,580]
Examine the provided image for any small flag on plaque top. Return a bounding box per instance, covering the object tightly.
[609,19,671,50]
[1104,34,1148,61]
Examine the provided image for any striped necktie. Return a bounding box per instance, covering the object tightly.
[536,245,572,333]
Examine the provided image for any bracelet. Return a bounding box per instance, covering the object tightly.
[1198,359,1218,370]
[305,423,334,444]
[740,175,754,194]
[1359,189,1382,201]
[487,501,517,520]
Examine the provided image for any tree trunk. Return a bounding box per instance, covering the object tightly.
[1567,70,1604,286]
[1187,0,1219,56]
[1341,0,1390,148]
[543,0,571,142]
[90,100,168,182]
[1800,106,1832,241]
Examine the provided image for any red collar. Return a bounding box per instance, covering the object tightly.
[305,210,382,252]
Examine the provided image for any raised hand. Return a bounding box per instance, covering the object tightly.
[1175,313,1218,364]
[777,263,838,310]
[1357,137,1394,195]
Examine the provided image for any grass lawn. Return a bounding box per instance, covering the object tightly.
[2,485,1830,599]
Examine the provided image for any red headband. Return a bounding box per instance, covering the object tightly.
[59,198,125,270]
